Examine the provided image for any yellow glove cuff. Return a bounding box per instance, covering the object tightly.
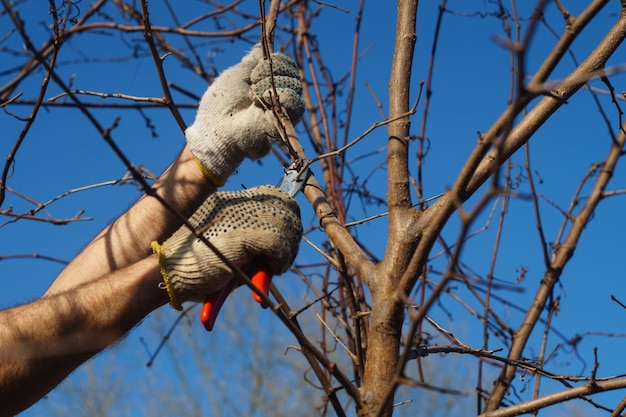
[151,240,183,311]
[194,156,226,188]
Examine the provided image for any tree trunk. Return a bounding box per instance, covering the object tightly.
[359,281,405,417]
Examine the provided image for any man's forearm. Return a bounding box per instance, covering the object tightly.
[0,256,167,417]
[47,145,215,295]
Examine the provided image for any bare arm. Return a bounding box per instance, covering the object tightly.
[0,184,304,417]
[46,145,215,295]
[0,45,306,416]
[0,255,168,417]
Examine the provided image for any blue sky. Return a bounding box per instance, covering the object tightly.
[2,1,626,416]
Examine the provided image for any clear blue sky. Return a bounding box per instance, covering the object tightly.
[2,1,626,416]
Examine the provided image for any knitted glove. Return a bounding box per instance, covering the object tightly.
[186,44,305,187]
[152,185,302,309]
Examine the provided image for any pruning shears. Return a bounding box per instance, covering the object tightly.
[199,165,309,331]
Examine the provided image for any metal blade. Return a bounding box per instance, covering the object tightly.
[276,167,309,197]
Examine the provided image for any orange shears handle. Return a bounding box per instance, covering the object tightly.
[250,262,273,309]
[199,259,273,331]
[199,277,237,332]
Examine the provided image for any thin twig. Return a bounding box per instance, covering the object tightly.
[315,312,358,363]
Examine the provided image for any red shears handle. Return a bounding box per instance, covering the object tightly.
[199,259,273,331]
[199,277,237,332]
[249,262,273,309]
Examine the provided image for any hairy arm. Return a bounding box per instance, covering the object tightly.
[0,255,168,417]
[0,45,306,416]
[46,145,215,295]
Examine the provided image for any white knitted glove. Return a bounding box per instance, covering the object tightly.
[186,44,305,187]
[151,185,302,309]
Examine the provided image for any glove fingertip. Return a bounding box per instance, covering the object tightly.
[266,88,305,124]
[250,54,299,83]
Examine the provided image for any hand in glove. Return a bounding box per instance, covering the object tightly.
[186,44,305,187]
[151,185,303,310]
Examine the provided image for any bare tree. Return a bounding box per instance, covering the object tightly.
[3,1,626,417]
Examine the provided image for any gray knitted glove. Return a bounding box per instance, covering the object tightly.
[186,44,305,187]
[152,185,302,309]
